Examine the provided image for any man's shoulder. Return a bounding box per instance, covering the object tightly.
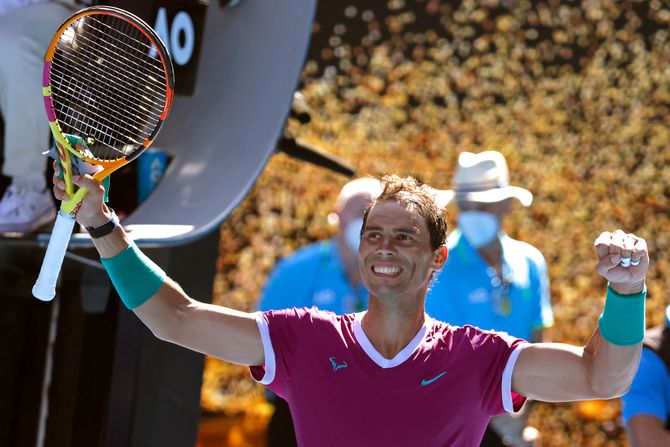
[264,306,352,327]
[430,319,520,346]
[502,236,546,265]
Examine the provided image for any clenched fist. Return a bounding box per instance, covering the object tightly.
[594,230,648,295]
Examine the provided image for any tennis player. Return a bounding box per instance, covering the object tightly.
[54,169,647,446]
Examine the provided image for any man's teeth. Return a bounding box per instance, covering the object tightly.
[374,265,400,275]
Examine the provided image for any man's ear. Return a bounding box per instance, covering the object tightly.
[433,245,448,268]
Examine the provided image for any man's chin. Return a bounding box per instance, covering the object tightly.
[367,284,404,300]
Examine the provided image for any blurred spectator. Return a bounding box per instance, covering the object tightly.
[258,176,382,446]
[0,0,77,233]
[427,150,553,447]
[622,304,670,447]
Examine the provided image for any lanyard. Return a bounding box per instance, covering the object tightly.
[490,253,513,317]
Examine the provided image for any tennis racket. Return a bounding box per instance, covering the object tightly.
[32,6,174,301]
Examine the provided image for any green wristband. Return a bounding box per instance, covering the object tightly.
[101,242,166,309]
[598,285,646,346]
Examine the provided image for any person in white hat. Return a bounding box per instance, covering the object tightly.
[427,150,553,447]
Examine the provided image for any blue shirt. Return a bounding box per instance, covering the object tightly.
[621,306,670,426]
[425,229,553,341]
[258,240,368,314]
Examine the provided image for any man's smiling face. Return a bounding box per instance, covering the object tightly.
[359,199,440,301]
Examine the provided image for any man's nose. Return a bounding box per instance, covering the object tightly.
[375,236,395,255]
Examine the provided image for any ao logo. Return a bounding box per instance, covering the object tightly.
[153,8,195,66]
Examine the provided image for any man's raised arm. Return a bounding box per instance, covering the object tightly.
[54,168,264,367]
[512,230,647,402]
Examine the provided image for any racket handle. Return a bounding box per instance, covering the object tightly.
[32,211,76,301]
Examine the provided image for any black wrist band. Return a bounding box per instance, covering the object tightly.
[85,209,120,238]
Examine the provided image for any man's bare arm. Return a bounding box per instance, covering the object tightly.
[512,230,647,401]
[512,330,641,401]
[134,279,264,366]
[56,171,265,367]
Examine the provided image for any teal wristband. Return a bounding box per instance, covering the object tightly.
[101,242,166,309]
[598,285,646,346]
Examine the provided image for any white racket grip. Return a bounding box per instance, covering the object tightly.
[32,211,76,301]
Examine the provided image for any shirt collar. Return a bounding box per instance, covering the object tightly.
[352,312,433,369]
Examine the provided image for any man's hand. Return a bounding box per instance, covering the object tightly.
[52,160,111,229]
[594,230,648,295]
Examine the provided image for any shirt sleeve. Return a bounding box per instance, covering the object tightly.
[467,326,529,416]
[621,348,670,425]
[249,307,312,398]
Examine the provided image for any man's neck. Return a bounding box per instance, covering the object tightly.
[360,297,427,359]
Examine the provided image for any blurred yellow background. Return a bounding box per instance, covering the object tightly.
[198,1,670,446]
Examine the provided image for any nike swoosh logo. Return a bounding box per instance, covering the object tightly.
[421,371,448,386]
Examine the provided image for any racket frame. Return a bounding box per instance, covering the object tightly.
[33,6,174,301]
[42,5,174,216]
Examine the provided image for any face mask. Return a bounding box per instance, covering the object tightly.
[458,211,499,248]
[344,217,364,252]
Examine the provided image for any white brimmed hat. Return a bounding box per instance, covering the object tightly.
[436,151,533,207]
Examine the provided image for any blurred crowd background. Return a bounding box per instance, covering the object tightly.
[199,1,670,445]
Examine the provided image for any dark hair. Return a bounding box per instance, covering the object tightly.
[362,175,448,251]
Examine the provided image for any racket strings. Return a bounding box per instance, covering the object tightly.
[50,56,164,132]
[53,35,166,110]
[50,65,163,135]
[50,13,168,161]
[54,103,138,158]
[56,16,165,136]
[51,61,160,159]
[84,17,167,85]
[87,15,166,78]
[52,24,165,117]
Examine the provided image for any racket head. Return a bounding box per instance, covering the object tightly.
[42,6,175,174]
